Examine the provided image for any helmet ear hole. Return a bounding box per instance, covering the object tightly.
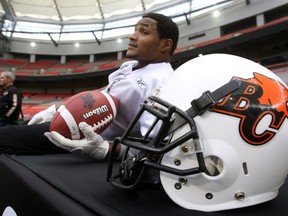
[242,162,249,175]
[204,156,223,176]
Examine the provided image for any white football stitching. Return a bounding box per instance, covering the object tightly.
[92,114,113,131]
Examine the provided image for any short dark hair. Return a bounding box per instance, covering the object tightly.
[142,13,179,55]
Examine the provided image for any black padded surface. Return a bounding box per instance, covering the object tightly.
[0,153,288,216]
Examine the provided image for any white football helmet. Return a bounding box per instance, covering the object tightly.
[107,54,288,212]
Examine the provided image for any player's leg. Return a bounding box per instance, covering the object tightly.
[0,122,67,155]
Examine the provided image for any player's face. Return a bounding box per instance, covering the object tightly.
[126,17,166,67]
[0,74,11,87]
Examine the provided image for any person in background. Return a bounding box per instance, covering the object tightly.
[0,71,22,127]
[0,13,179,160]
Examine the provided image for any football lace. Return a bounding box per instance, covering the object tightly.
[92,114,113,131]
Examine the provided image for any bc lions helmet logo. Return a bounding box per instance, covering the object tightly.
[212,72,288,145]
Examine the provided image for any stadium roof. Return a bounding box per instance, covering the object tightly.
[0,0,235,23]
[0,0,240,42]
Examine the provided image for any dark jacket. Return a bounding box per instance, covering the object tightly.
[0,85,22,121]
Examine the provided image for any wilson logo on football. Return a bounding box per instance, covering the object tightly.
[212,72,288,145]
[82,105,110,119]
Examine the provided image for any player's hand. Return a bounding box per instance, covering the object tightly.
[44,122,109,160]
[28,104,57,125]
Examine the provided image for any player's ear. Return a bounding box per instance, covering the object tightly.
[160,39,173,53]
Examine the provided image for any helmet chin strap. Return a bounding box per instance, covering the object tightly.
[168,79,241,134]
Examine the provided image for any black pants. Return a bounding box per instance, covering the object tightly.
[0,122,67,155]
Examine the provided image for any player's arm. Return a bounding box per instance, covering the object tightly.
[4,91,19,118]
[28,104,57,125]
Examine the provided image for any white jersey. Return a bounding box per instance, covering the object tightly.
[101,60,174,140]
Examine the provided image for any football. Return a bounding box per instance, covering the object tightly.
[50,90,119,140]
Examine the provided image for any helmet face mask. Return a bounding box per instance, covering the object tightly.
[108,95,207,189]
[107,54,288,212]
